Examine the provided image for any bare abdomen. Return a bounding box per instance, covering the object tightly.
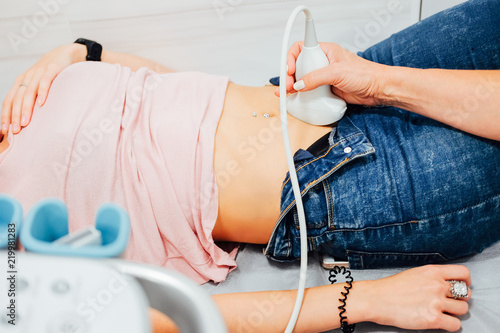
[212,83,332,243]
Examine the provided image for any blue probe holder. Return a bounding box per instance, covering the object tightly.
[0,194,23,249]
[21,198,130,258]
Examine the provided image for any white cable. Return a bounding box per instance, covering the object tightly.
[281,5,312,333]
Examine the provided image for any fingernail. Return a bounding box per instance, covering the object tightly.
[12,123,20,133]
[1,124,8,134]
[21,116,27,126]
[293,80,305,91]
[39,99,43,106]
[286,64,289,73]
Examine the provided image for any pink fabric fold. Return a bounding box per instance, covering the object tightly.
[0,62,237,283]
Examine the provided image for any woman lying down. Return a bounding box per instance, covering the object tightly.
[1,2,500,331]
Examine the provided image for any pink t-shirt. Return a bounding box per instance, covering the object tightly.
[0,62,237,283]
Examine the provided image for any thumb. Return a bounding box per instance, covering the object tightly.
[293,66,335,92]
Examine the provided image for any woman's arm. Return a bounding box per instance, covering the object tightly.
[213,265,470,332]
[279,42,500,141]
[152,265,470,332]
[380,67,500,141]
[98,47,174,74]
[1,43,173,135]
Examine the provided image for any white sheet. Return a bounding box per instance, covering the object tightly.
[204,241,500,332]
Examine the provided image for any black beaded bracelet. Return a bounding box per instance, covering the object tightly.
[329,266,356,333]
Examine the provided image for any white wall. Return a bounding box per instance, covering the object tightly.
[0,0,422,99]
[0,0,471,100]
[421,0,468,19]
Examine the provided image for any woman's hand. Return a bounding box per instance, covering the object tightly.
[211,264,470,332]
[1,43,85,135]
[275,41,390,107]
[361,264,471,332]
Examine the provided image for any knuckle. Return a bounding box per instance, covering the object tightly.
[21,102,32,114]
[12,95,22,108]
[432,281,447,294]
[47,62,59,72]
[429,298,445,312]
[445,318,461,332]
[39,78,49,88]
[460,301,469,314]
[460,265,471,278]
[439,281,451,294]
[25,87,36,95]
[422,264,440,276]
[10,107,20,118]
[425,310,441,327]
[10,101,21,116]
[2,99,11,111]
[307,71,318,83]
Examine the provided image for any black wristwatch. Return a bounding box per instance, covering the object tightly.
[74,38,102,61]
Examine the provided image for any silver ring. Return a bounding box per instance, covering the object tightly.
[19,83,28,88]
[448,280,468,299]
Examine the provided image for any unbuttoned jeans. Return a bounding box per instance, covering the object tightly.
[265,0,500,269]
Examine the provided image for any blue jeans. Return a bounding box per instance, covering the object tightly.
[265,0,500,269]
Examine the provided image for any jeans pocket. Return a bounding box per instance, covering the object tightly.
[346,249,449,269]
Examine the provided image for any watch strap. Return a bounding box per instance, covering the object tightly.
[74,38,102,62]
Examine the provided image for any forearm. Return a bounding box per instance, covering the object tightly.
[380,67,500,140]
[72,43,174,73]
[151,265,469,332]
[212,281,373,333]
